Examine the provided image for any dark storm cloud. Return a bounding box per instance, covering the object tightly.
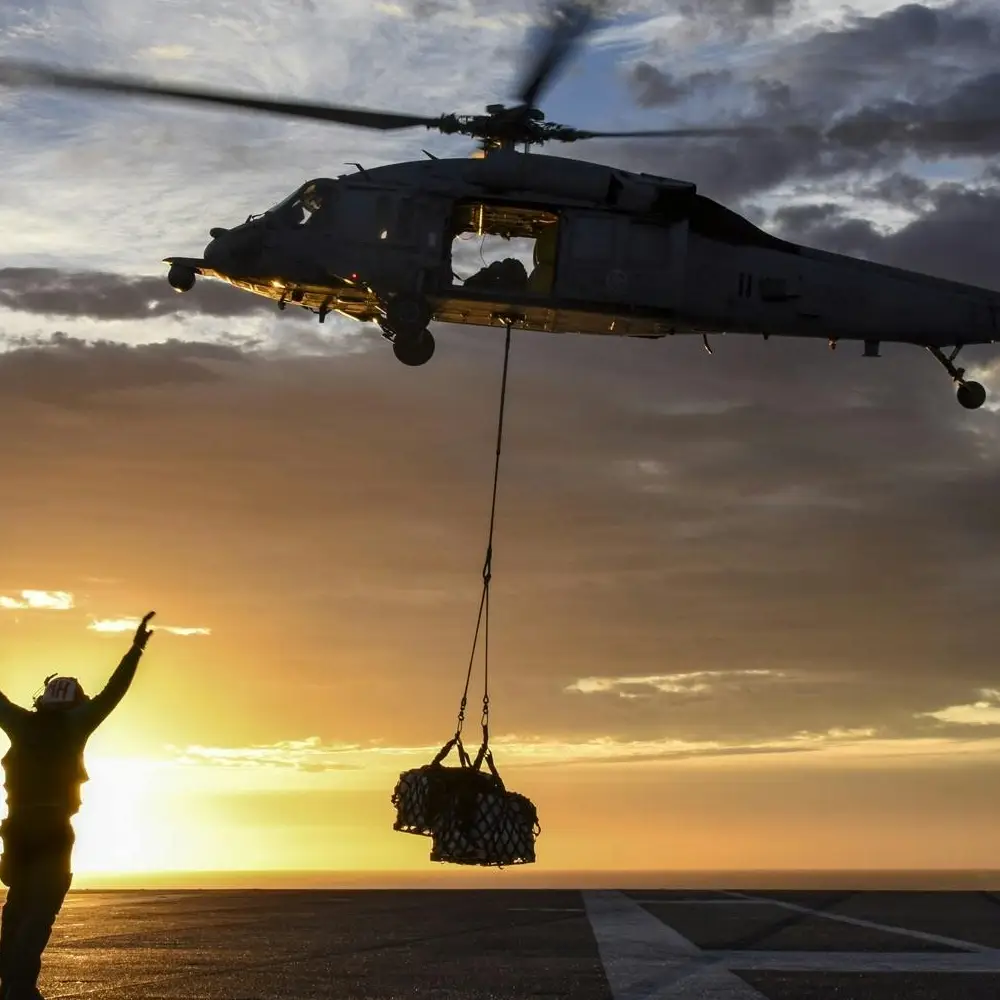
[627,64,732,108]
[817,72,1000,158]
[788,1,1000,85]
[407,0,453,16]
[0,332,250,404]
[603,2,1000,203]
[769,202,841,233]
[0,267,273,320]
[857,171,932,206]
[771,184,1000,289]
[672,0,796,34]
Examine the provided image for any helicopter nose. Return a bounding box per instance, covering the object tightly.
[204,226,263,273]
[203,235,227,267]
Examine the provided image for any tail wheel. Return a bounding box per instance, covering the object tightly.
[926,347,989,410]
[957,380,986,410]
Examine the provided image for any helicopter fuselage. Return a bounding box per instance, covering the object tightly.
[165,150,1000,405]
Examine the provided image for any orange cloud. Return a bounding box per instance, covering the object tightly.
[0,589,74,610]
[88,617,210,636]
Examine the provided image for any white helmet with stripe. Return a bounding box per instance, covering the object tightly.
[37,674,87,708]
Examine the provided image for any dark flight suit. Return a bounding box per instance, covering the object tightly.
[0,642,145,1000]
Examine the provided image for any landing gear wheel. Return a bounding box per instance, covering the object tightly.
[957,380,986,410]
[385,293,432,334]
[393,329,435,367]
[926,345,989,410]
[168,264,196,293]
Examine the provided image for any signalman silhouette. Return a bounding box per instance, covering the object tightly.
[0,611,155,1000]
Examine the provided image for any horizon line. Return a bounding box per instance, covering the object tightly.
[69,867,1000,892]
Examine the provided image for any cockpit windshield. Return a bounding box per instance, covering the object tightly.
[260,178,338,226]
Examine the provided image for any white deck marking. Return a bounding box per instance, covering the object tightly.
[712,950,1000,973]
[722,890,999,953]
[632,899,778,906]
[583,890,769,999]
[508,906,585,912]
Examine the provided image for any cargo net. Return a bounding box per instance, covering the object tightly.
[391,737,540,867]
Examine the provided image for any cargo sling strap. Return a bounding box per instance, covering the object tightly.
[452,319,513,768]
[390,321,540,866]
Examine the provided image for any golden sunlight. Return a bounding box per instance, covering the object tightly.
[55,736,1000,882]
[71,758,171,873]
[68,753,409,877]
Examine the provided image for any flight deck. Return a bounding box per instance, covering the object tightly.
[35,887,1000,999]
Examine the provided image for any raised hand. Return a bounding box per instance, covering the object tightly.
[133,611,156,650]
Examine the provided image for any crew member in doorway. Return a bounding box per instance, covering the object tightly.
[0,611,156,1000]
[463,256,529,291]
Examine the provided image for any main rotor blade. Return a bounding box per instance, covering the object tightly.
[0,59,444,131]
[514,1,603,110]
[824,116,1000,147]
[571,125,778,139]
[575,118,1000,146]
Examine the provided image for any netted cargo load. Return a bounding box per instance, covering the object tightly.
[390,737,472,838]
[429,748,540,867]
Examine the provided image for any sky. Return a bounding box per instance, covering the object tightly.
[2,0,1000,886]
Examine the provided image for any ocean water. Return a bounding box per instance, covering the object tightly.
[70,868,1000,891]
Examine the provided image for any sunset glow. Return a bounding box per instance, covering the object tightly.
[2,565,1000,886]
[2,0,1000,891]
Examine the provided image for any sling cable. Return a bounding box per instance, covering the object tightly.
[391,320,540,867]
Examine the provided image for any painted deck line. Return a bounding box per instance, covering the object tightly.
[583,889,768,1000]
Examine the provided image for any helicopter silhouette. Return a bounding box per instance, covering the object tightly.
[1,1,998,407]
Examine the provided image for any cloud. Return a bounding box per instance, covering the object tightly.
[0,267,273,320]
[627,63,732,107]
[0,332,250,405]
[488,727,884,765]
[565,669,783,698]
[770,181,1000,290]
[599,1,1000,206]
[0,0,537,273]
[173,724,1000,774]
[918,688,1000,727]
[0,589,74,610]
[88,617,211,636]
[170,737,362,771]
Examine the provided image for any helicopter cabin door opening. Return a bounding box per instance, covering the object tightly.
[448,201,561,297]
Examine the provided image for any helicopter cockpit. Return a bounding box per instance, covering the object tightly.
[257,178,339,227]
[201,177,341,273]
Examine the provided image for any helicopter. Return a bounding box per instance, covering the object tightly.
[1,2,998,408]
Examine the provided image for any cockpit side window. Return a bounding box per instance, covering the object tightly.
[264,180,338,227]
[305,187,337,226]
